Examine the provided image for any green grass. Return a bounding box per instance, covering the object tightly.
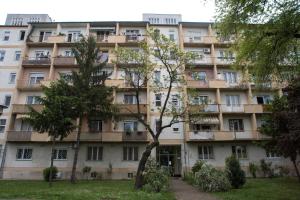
[0,180,175,200]
[214,178,300,200]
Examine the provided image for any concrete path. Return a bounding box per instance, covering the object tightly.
[170,178,219,200]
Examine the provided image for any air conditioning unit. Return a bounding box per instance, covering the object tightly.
[203,48,211,54]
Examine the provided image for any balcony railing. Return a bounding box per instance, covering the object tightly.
[186,80,209,88]
[122,131,148,141]
[220,104,245,112]
[22,57,51,66]
[189,104,219,113]
[117,104,147,114]
[12,104,43,114]
[17,79,49,90]
[6,131,32,142]
[187,56,213,65]
[125,35,146,42]
[53,57,76,66]
[189,131,214,140]
[27,35,66,43]
[183,36,217,44]
[215,57,235,65]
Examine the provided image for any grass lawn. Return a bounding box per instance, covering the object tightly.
[214,177,300,200]
[0,180,175,200]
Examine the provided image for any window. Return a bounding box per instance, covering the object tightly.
[124,121,138,133]
[229,119,244,131]
[123,146,138,161]
[170,50,176,60]
[155,94,161,106]
[226,95,240,106]
[232,145,247,159]
[192,124,212,132]
[193,96,208,105]
[266,150,281,158]
[8,73,16,84]
[64,50,74,57]
[67,31,81,42]
[4,95,11,107]
[3,31,10,41]
[192,71,207,81]
[223,72,237,84]
[171,95,179,107]
[39,31,52,42]
[124,94,136,104]
[26,96,40,105]
[256,95,272,105]
[19,31,26,40]
[0,119,6,133]
[87,146,103,161]
[169,33,175,41]
[0,51,5,62]
[155,119,160,133]
[172,124,179,132]
[16,148,32,160]
[29,73,44,85]
[89,120,102,133]
[154,71,161,83]
[20,120,32,131]
[59,71,72,82]
[198,146,214,159]
[53,149,67,160]
[15,51,21,61]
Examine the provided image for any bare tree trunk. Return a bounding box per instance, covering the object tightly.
[292,159,300,182]
[49,138,56,187]
[70,116,83,183]
[135,141,159,189]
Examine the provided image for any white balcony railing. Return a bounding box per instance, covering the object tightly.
[220,104,244,112]
[189,131,214,140]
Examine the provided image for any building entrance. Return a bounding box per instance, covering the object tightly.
[157,145,181,177]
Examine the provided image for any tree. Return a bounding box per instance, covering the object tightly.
[69,36,115,183]
[215,0,300,83]
[260,77,300,181]
[115,29,195,189]
[25,80,76,186]
[225,155,246,189]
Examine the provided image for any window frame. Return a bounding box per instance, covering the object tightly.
[0,50,6,62]
[16,147,33,160]
[52,148,68,160]
[198,145,214,160]
[232,145,247,159]
[8,72,16,84]
[0,119,6,133]
[123,146,138,161]
[87,146,103,161]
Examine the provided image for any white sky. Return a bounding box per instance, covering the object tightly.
[0,0,216,24]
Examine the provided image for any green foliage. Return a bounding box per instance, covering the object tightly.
[194,164,231,192]
[192,160,205,174]
[82,166,91,174]
[249,162,258,178]
[183,172,195,185]
[225,156,246,188]
[260,159,274,178]
[143,158,169,193]
[275,166,290,177]
[216,0,300,83]
[43,166,58,182]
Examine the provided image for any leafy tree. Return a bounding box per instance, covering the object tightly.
[260,77,300,181]
[215,0,300,83]
[25,80,76,186]
[225,155,246,188]
[69,36,115,183]
[115,29,195,189]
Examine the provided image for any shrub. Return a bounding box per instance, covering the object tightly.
[260,159,274,178]
[194,164,231,192]
[43,166,58,182]
[183,172,195,185]
[275,165,290,177]
[225,156,246,188]
[143,158,169,193]
[192,160,205,174]
[249,162,258,178]
[82,166,91,180]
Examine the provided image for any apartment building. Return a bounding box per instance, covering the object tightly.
[0,15,293,180]
[5,14,52,26]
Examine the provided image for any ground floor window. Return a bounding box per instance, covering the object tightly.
[266,150,281,158]
[232,145,247,159]
[53,149,67,160]
[198,145,214,160]
[16,148,32,160]
[87,146,103,161]
[123,146,138,161]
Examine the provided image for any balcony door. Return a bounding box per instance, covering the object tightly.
[39,31,52,42]
[223,71,237,84]
[226,95,240,106]
[29,73,44,85]
[67,31,81,42]
[229,119,244,132]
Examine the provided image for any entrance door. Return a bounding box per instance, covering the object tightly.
[157,145,181,177]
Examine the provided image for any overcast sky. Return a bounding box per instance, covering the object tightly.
[0,0,216,24]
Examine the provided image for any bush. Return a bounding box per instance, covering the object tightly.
[225,156,246,188]
[194,164,231,192]
[192,160,205,174]
[260,159,274,178]
[275,165,290,177]
[43,166,58,182]
[249,162,258,178]
[183,172,195,185]
[143,158,169,193]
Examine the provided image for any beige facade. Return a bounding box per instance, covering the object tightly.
[0,20,292,180]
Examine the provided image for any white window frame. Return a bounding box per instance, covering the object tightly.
[124,121,138,133]
[15,51,21,61]
[16,147,33,160]
[53,148,67,160]
[26,96,41,105]
[171,95,180,107]
[4,95,11,107]
[123,146,138,161]
[155,93,162,107]
[3,31,10,41]
[266,150,281,159]
[0,119,6,133]
[124,94,136,104]
[29,73,44,85]
[232,145,247,159]
[198,145,214,160]
[87,146,103,161]
[8,73,16,84]
[0,50,5,62]
[89,120,103,133]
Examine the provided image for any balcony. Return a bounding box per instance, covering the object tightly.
[208,80,227,88]
[6,131,32,142]
[12,104,43,114]
[122,131,148,142]
[187,80,209,88]
[183,36,216,46]
[215,57,235,65]
[189,131,214,140]
[188,131,262,141]
[53,57,77,67]
[220,104,245,113]
[16,79,50,91]
[189,104,219,114]
[102,132,122,142]
[188,56,213,66]
[117,104,147,114]
[22,57,51,67]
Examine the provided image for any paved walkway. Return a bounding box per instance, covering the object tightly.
[170,178,219,200]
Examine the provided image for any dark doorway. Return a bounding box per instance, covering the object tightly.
[257,96,264,104]
[157,145,181,177]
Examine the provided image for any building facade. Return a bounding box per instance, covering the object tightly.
[5,14,52,26]
[0,18,293,180]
